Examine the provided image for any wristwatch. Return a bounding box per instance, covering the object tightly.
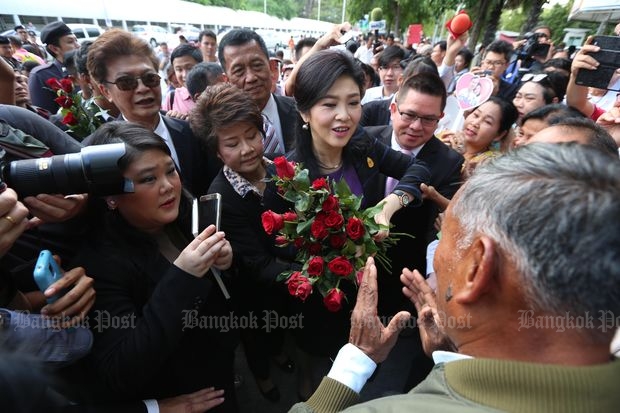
[393,190,411,207]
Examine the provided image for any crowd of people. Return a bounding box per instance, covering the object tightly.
[0,17,619,413]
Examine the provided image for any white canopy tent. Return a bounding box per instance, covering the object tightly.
[3,0,333,35]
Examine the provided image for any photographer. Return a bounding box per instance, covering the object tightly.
[513,26,554,73]
[470,40,518,100]
[566,36,620,121]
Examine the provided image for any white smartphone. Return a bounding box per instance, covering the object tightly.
[339,30,355,45]
[192,193,222,237]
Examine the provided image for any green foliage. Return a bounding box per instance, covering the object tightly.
[500,7,527,33]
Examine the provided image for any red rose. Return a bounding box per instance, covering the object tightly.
[54,95,73,109]
[274,156,295,179]
[287,272,302,295]
[275,235,288,245]
[287,272,312,301]
[59,78,74,93]
[61,112,79,126]
[323,288,344,312]
[328,256,354,277]
[310,219,328,240]
[322,194,339,212]
[346,217,365,241]
[311,177,329,190]
[324,210,344,229]
[329,232,347,249]
[307,256,324,277]
[293,237,305,249]
[261,210,284,235]
[282,211,297,222]
[45,78,62,91]
[308,242,322,255]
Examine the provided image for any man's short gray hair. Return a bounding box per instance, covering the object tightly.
[451,143,620,326]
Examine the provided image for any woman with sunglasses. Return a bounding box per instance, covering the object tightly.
[71,122,236,412]
[86,29,219,197]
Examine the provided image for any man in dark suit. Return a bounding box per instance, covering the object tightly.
[365,71,463,389]
[84,29,217,197]
[218,29,298,153]
[360,98,391,127]
[365,72,463,315]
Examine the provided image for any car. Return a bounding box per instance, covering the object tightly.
[171,24,201,43]
[67,24,104,44]
[130,24,171,48]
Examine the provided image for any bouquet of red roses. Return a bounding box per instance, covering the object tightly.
[46,77,105,140]
[261,156,400,312]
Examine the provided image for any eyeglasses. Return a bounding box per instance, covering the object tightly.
[396,104,440,127]
[482,59,506,67]
[521,73,548,83]
[379,63,403,72]
[103,73,161,91]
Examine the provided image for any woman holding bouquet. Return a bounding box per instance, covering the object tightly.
[274,47,431,398]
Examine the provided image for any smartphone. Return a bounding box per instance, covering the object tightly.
[575,35,620,91]
[33,250,64,303]
[192,193,222,237]
[339,31,355,45]
[191,193,230,300]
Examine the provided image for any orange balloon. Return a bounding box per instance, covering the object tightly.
[450,14,471,35]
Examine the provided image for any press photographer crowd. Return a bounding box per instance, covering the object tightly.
[0,14,619,413]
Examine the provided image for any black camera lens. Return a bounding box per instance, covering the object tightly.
[3,143,133,197]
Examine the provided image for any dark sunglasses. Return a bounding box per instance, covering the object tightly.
[104,73,161,91]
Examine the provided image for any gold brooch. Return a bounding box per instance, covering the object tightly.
[366,157,374,168]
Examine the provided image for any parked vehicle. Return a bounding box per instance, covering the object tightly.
[67,24,104,44]
[130,24,170,48]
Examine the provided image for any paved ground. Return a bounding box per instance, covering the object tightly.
[235,328,422,413]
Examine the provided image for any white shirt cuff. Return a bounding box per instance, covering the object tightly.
[143,399,159,413]
[327,343,377,393]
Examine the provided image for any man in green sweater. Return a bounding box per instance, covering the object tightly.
[291,143,620,413]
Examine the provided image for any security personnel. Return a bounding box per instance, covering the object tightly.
[27,21,79,113]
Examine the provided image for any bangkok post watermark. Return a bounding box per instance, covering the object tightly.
[517,310,620,333]
[10,310,137,333]
[181,310,304,333]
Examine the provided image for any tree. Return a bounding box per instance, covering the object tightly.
[482,0,505,47]
[523,0,548,34]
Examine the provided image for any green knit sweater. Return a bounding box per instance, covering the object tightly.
[289,358,620,413]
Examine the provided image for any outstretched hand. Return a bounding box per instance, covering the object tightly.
[401,268,456,357]
[349,257,411,364]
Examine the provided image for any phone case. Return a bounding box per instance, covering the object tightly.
[33,250,63,303]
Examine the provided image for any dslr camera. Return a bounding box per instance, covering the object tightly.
[517,32,551,61]
[0,143,134,197]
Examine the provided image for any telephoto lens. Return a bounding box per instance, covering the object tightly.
[2,143,134,197]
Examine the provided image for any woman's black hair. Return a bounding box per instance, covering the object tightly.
[293,49,365,178]
[484,96,519,134]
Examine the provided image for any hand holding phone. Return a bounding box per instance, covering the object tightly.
[33,250,65,303]
[191,193,230,299]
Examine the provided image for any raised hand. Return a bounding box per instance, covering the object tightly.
[400,267,456,357]
[349,257,411,364]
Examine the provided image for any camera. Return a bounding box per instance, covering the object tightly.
[518,32,551,60]
[1,143,134,197]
